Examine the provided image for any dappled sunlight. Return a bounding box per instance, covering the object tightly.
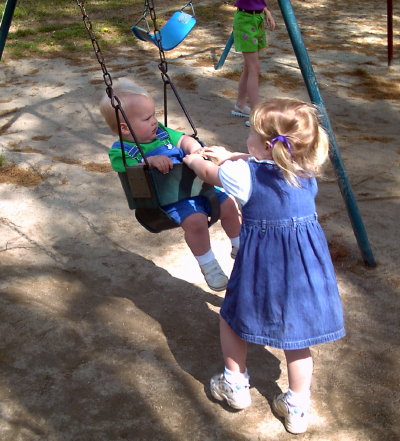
[0,0,399,440]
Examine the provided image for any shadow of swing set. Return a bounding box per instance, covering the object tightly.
[75,0,374,266]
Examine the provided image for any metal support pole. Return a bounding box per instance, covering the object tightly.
[0,0,18,61]
[277,0,376,267]
[215,32,234,70]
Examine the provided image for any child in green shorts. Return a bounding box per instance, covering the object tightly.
[231,1,276,125]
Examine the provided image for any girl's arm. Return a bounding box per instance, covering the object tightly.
[183,153,222,187]
[264,5,276,31]
[205,146,250,165]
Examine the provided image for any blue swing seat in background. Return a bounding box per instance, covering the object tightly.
[131,11,196,51]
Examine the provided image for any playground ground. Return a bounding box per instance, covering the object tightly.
[0,1,399,440]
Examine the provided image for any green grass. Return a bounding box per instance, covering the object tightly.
[1,0,232,60]
[1,0,155,59]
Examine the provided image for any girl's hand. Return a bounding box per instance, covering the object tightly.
[146,155,173,174]
[265,9,275,31]
[203,145,233,165]
[182,152,204,168]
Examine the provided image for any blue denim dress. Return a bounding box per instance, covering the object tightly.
[220,161,345,350]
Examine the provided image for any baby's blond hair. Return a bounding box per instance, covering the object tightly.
[99,78,149,133]
[250,98,329,185]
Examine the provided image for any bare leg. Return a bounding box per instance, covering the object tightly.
[284,348,313,394]
[220,316,248,373]
[236,51,261,110]
[181,212,210,256]
[219,197,242,239]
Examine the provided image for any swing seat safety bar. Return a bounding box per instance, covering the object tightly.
[131,10,196,51]
[118,163,220,233]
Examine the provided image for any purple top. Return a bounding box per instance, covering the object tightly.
[234,0,267,10]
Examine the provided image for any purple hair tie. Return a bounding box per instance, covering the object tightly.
[269,135,293,161]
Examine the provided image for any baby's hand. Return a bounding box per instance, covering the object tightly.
[204,145,232,165]
[146,155,173,174]
[183,152,203,168]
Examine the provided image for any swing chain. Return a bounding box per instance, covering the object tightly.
[75,0,112,88]
[75,0,150,168]
[146,0,168,76]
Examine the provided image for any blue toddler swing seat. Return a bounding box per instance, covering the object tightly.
[131,1,196,51]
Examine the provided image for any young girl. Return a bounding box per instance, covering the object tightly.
[183,98,346,434]
[231,1,275,125]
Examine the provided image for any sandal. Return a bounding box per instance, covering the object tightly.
[231,104,250,118]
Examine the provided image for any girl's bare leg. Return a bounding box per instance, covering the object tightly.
[237,51,261,110]
[284,348,313,394]
[220,316,248,373]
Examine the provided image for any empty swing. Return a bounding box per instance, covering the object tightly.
[131,1,196,51]
[76,0,219,234]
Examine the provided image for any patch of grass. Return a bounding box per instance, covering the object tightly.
[0,162,45,186]
[0,0,154,59]
[2,1,233,60]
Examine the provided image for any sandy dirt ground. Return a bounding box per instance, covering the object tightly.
[0,1,399,440]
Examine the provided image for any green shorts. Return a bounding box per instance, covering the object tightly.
[233,10,267,53]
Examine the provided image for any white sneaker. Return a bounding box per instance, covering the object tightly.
[210,373,251,410]
[200,259,228,291]
[245,120,250,127]
[231,246,239,259]
[272,393,310,434]
[231,104,250,118]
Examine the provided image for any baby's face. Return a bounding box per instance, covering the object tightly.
[124,95,158,143]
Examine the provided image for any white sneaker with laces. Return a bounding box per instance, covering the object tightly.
[210,373,251,410]
[231,104,251,118]
[272,392,310,434]
[200,259,228,291]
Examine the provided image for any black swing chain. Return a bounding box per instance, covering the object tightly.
[75,0,150,168]
[145,0,199,139]
[76,0,199,144]
[146,0,168,77]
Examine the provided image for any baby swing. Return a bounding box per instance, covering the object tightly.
[76,0,219,234]
[131,1,197,51]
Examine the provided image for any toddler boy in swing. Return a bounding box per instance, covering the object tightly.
[100,78,241,291]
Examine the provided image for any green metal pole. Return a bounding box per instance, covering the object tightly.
[277,0,376,267]
[0,0,18,61]
[215,32,234,70]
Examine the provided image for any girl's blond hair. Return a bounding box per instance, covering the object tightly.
[250,98,329,186]
[99,78,149,133]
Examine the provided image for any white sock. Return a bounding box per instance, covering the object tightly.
[224,366,249,387]
[230,236,240,249]
[286,388,311,408]
[194,249,215,266]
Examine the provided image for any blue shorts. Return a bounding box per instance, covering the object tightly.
[162,187,228,225]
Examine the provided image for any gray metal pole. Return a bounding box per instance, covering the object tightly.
[277,0,376,267]
[0,0,18,61]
